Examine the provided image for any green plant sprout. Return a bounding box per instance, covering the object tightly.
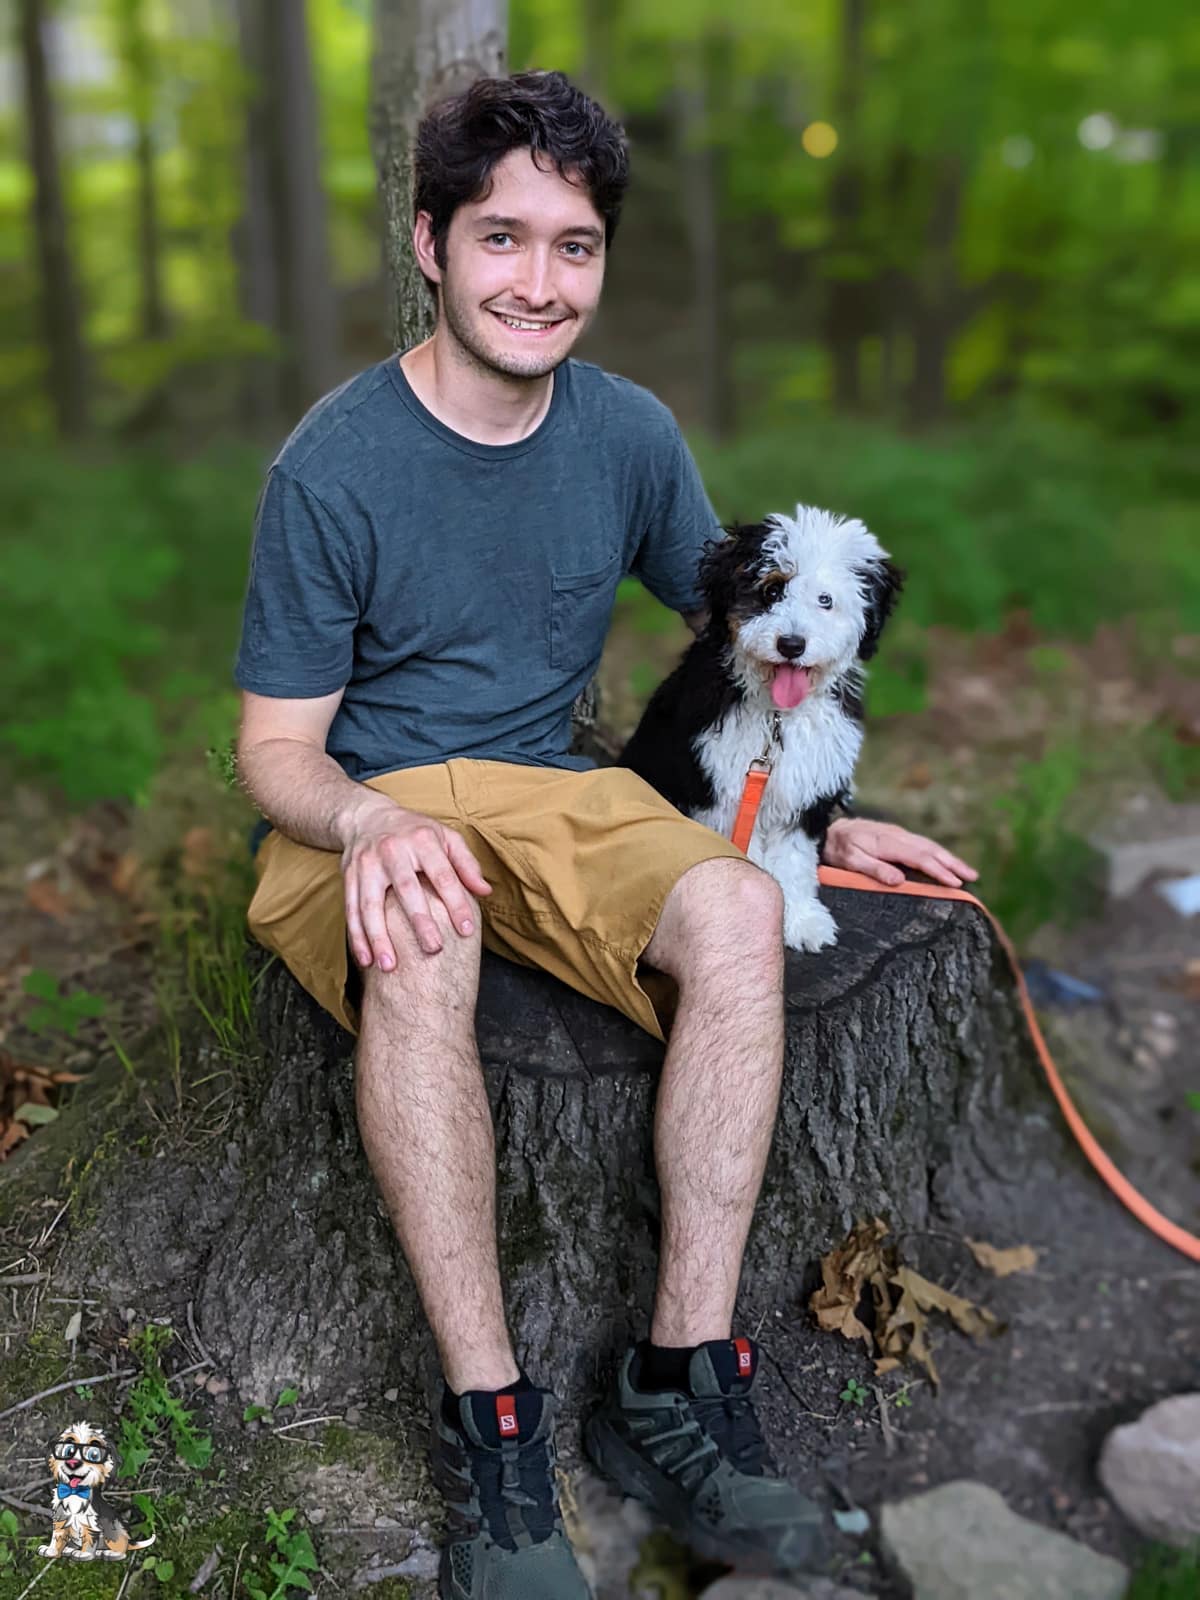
[242,1507,320,1600]
[22,969,107,1037]
[243,1385,299,1423]
[840,1377,869,1407]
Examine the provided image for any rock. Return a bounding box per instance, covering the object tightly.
[1087,800,1200,898]
[383,1387,398,1402]
[344,1405,361,1425]
[1098,1392,1200,1548]
[697,1578,864,1598]
[562,1466,655,1600]
[306,1507,326,1525]
[880,1480,1127,1599]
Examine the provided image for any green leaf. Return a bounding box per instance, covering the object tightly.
[22,968,60,1000]
[14,1101,58,1125]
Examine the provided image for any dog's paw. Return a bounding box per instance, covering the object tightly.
[37,1545,59,1559]
[783,898,838,952]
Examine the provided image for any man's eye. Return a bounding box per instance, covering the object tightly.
[486,233,512,246]
[818,593,833,609]
[563,242,590,257]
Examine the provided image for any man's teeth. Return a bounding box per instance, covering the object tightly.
[496,314,558,330]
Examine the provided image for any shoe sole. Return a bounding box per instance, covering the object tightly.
[584,1413,828,1576]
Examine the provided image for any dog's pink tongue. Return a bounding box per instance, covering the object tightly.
[771,665,810,709]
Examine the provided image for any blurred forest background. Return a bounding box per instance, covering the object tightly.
[1,0,1198,1157]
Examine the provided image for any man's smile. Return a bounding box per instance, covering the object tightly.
[489,310,568,335]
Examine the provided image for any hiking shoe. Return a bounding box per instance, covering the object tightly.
[584,1336,829,1576]
[429,1379,592,1599]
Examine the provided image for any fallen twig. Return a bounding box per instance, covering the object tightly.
[872,1384,896,1458]
[0,1368,137,1424]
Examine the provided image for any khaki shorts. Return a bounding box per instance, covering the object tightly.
[246,758,753,1044]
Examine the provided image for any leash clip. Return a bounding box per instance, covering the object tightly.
[754,710,784,768]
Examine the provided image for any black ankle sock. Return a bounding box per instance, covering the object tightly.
[441,1369,534,1429]
[636,1338,697,1395]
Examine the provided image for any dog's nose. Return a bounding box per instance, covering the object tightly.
[776,634,806,660]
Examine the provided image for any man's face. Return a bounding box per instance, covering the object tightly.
[421,146,606,380]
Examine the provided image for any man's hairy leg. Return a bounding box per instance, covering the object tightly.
[641,858,786,1345]
[354,893,518,1394]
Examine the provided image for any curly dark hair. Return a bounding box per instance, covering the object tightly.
[412,69,629,303]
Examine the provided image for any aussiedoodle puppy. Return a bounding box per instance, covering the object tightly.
[618,504,904,952]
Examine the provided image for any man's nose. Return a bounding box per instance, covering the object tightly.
[513,247,555,306]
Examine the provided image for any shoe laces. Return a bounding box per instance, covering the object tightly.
[444,1429,562,1551]
[690,1393,769,1476]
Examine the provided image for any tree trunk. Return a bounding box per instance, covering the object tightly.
[369,0,508,353]
[18,0,89,438]
[264,0,340,412]
[0,796,1113,1441]
[116,0,167,341]
[672,35,736,442]
[232,0,282,423]
[824,0,867,413]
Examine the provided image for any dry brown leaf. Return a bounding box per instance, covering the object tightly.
[25,877,72,921]
[891,1266,1004,1342]
[110,851,143,898]
[810,1216,895,1353]
[966,1238,1039,1277]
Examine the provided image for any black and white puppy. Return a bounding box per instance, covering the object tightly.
[618,504,904,952]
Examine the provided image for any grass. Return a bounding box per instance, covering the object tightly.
[1128,1542,1200,1599]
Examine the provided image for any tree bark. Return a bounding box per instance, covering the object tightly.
[1,810,1091,1442]
[672,34,736,442]
[116,0,167,342]
[369,0,508,354]
[232,0,282,423]
[18,0,89,438]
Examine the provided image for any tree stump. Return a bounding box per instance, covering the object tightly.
[0,705,1076,1459]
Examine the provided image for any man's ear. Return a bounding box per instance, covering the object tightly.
[857,557,906,661]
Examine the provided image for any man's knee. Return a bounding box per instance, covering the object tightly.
[645,857,782,977]
[359,890,483,1016]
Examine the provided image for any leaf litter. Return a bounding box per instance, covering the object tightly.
[810,1216,1025,1387]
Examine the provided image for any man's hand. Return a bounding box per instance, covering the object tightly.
[822,816,979,889]
[342,800,493,968]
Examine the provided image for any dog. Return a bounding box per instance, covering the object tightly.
[38,1419,156,1560]
[618,504,904,952]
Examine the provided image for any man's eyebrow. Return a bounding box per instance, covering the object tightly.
[476,213,604,245]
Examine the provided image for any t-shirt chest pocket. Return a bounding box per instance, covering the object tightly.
[549,551,621,674]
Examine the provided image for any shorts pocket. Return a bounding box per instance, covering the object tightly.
[550,552,621,674]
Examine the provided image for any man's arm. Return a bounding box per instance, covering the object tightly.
[236,688,401,854]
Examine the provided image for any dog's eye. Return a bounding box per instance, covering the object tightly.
[817,593,833,609]
[83,1446,104,1462]
[761,581,786,606]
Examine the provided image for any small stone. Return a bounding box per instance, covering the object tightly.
[307,1508,326,1526]
[698,1578,862,1598]
[881,1480,1127,1599]
[193,1372,208,1387]
[205,1376,231,1396]
[344,1406,361,1425]
[1098,1393,1200,1548]
[372,1514,403,1529]
[383,1387,399,1402]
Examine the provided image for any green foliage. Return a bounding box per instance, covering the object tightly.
[118,1323,214,1478]
[0,446,257,804]
[22,970,108,1037]
[1128,1543,1200,1600]
[975,738,1107,943]
[840,1377,869,1406]
[242,1507,321,1600]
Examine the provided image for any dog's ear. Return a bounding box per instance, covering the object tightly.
[857,557,906,661]
[696,522,766,614]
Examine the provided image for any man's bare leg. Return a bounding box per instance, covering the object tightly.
[354,893,519,1394]
[641,857,786,1346]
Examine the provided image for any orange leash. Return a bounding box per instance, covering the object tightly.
[814,865,1200,1264]
[731,756,1200,1263]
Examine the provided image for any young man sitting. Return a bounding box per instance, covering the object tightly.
[234,68,978,1600]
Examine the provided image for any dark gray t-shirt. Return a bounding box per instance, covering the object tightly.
[234,354,720,779]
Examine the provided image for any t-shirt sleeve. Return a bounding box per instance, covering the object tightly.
[233,468,359,697]
[628,422,723,615]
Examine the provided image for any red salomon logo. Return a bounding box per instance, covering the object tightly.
[496,1396,519,1436]
[734,1337,752,1375]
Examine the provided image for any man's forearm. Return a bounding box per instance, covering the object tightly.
[237,738,399,853]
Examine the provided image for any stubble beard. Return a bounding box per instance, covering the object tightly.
[439,269,592,382]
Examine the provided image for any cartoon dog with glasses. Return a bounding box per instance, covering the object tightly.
[39,1420,156,1560]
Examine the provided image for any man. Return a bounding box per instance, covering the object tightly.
[235,69,978,1600]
